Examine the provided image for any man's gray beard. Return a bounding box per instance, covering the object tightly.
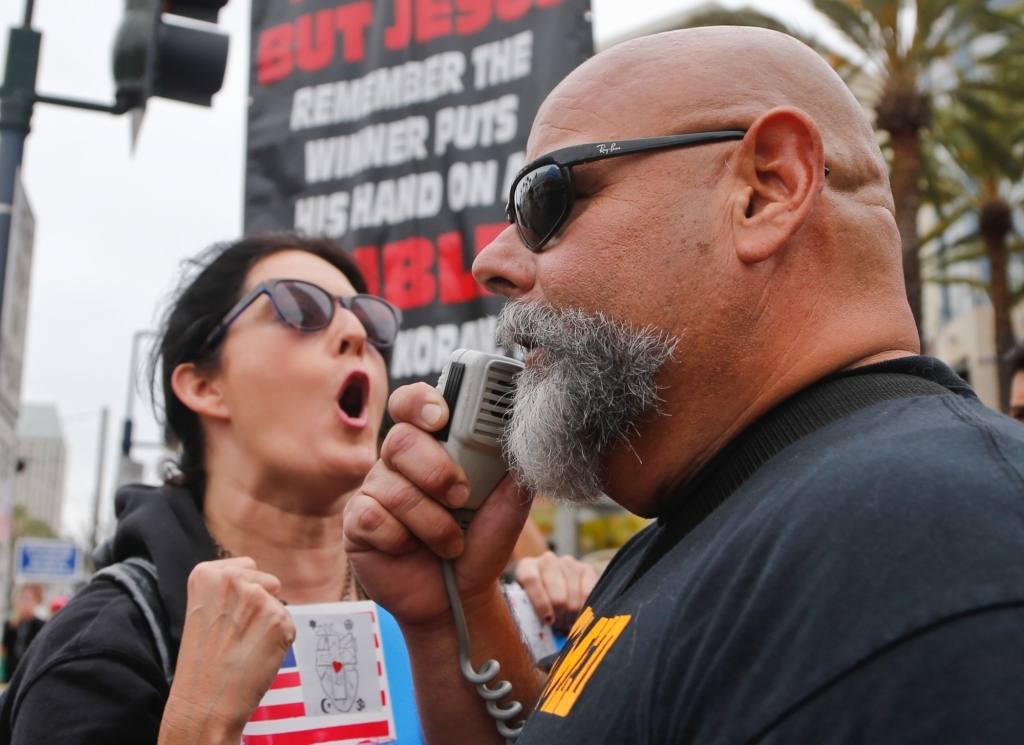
[496,300,678,505]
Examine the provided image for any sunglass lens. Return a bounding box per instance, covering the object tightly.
[515,164,570,249]
[272,281,334,330]
[349,296,401,347]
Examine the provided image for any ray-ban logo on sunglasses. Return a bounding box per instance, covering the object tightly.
[596,143,621,154]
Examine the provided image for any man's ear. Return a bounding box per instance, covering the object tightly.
[170,362,230,421]
[727,106,825,265]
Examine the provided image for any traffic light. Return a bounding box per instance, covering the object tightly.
[164,1,230,24]
[112,0,229,140]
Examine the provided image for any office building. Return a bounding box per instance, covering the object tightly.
[15,404,66,535]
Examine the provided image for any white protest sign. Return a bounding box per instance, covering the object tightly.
[243,600,397,745]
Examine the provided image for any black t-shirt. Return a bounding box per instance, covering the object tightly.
[519,356,1024,744]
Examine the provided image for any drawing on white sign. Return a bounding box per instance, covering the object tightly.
[316,619,360,713]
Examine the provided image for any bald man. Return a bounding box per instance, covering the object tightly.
[345,27,1024,744]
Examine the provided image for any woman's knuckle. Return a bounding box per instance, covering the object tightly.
[271,605,291,628]
[187,563,212,590]
[282,622,297,646]
[241,583,266,605]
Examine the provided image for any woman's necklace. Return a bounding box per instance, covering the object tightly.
[341,555,368,601]
[207,529,365,601]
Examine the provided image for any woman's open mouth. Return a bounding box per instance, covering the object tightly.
[336,371,370,429]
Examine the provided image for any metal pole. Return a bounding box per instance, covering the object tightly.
[0,2,41,359]
[121,330,152,458]
[119,331,149,489]
[90,407,109,553]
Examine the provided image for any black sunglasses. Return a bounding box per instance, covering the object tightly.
[203,279,403,350]
[506,130,749,251]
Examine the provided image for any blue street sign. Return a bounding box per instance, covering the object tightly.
[14,538,84,583]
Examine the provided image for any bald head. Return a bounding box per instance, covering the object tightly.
[537,27,889,205]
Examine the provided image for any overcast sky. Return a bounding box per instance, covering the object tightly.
[0,0,827,542]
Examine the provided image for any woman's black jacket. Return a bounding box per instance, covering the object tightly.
[0,485,215,744]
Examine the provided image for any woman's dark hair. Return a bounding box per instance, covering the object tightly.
[151,233,370,504]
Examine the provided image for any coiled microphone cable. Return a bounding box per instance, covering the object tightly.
[441,557,525,743]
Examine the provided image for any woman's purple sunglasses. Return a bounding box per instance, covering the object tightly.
[203,278,402,350]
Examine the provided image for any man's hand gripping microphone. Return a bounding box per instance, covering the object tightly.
[433,349,526,743]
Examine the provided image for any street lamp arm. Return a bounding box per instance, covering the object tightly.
[33,94,130,115]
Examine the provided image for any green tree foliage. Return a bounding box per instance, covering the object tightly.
[922,49,1024,410]
[12,504,57,540]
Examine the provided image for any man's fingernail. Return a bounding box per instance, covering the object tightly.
[445,536,464,558]
[448,484,469,507]
[422,403,443,426]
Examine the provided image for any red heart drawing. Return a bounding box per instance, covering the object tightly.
[332,661,343,673]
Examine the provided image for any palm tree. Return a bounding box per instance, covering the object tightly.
[683,1,1024,341]
[923,72,1024,409]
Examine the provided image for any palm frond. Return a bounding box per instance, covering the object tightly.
[811,0,886,61]
[681,7,799,36]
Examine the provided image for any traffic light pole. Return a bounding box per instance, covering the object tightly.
[0,5,39,339]
[0,1,128,356]
[1,0,229,311]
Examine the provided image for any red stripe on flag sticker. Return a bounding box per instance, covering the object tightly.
[269,672,301,690]
[381,690,386,706]
[377,661,382,676]
[242,720,391,745]
[249,702,306,722]
[374,634,379,648]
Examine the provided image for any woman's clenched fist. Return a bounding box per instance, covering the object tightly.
[158,557,296,745]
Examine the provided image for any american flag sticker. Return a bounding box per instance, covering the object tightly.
[243,600,397,745]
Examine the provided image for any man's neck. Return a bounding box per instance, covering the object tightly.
[604,346,919,518]
[842,349,916,370]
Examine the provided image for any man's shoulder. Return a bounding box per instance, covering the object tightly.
[730,391,1024,592]
[762,391,1024,515]
[634,391,1024,611]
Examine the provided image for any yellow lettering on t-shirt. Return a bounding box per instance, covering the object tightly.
[537,607,631,717]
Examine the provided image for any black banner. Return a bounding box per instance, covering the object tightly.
[245,0,593,386]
